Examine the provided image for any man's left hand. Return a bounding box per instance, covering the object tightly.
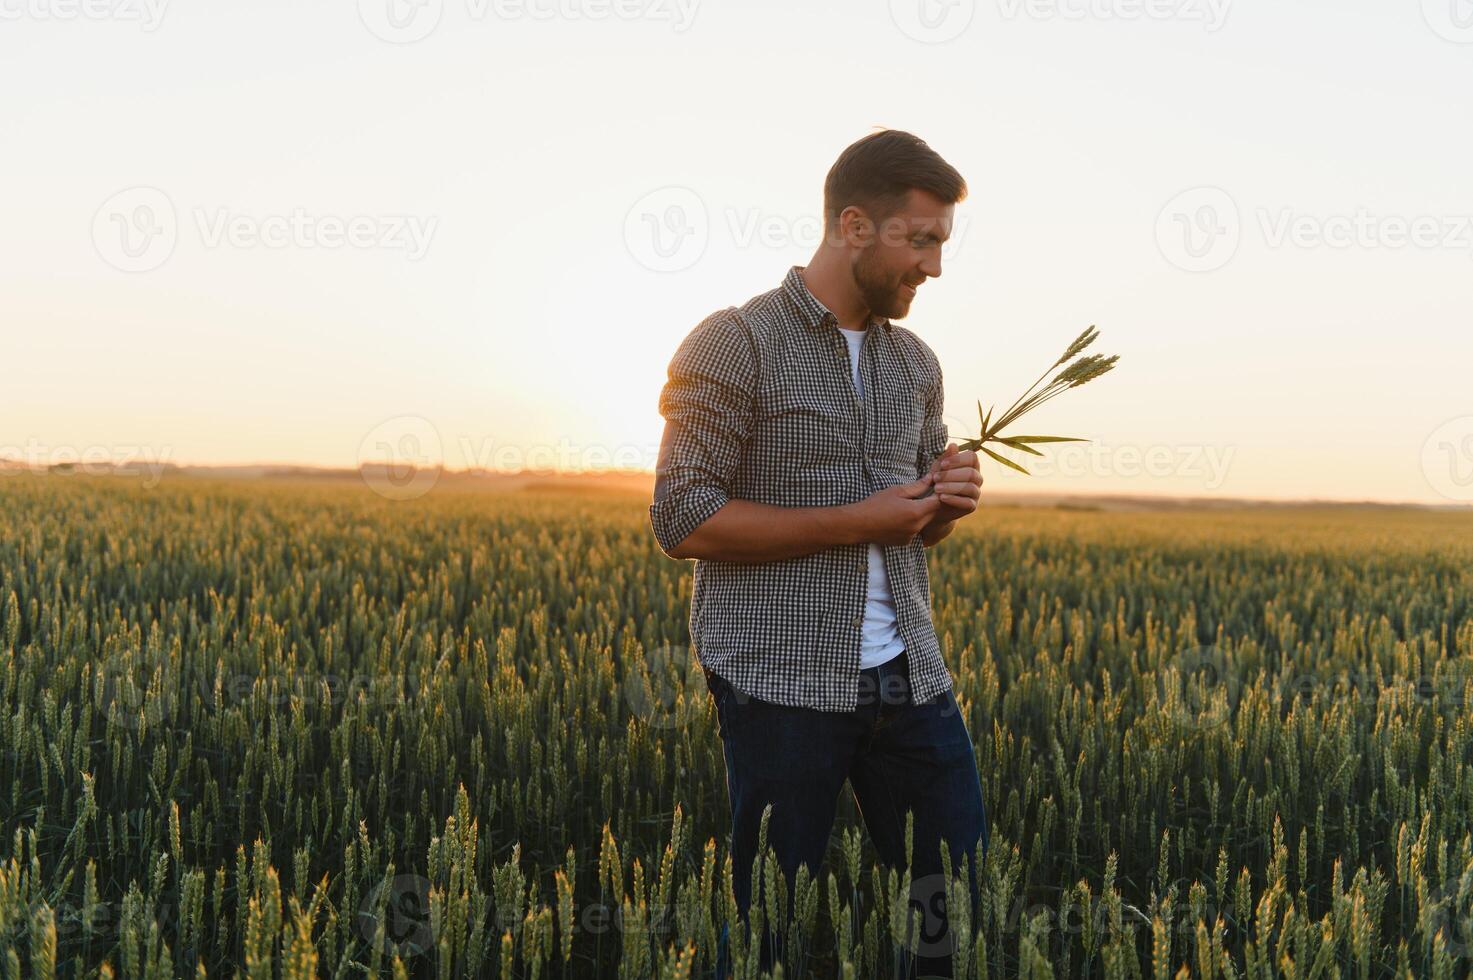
[927,443,983,522]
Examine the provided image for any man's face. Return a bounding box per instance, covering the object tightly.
[848,188,953,321]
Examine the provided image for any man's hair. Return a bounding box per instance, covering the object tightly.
[823,129,967,235]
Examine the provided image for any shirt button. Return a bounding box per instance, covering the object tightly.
[851,615,862,627]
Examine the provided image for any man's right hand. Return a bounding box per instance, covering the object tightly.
[846,474,942,547]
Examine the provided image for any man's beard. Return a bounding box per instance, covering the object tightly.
[851,248,905,322]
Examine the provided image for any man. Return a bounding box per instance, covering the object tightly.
[648,129,988,978]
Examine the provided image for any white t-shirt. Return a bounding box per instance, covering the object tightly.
[838,326,906,670]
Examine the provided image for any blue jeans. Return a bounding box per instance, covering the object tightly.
[704,650,989,979]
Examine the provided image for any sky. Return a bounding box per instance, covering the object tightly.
[3,0,1472,504]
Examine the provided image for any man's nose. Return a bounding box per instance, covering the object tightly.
[919,254,941,279]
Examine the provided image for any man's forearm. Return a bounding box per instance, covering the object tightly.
[669,499,861,562]
[921,515,956,548]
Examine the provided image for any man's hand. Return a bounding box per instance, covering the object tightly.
[930,443,983,518]
[919,443,982,547]
[847,474,943,546]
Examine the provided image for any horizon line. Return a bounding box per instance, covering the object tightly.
[5,457,1469,511]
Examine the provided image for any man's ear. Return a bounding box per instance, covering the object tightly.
[840,205,873,247]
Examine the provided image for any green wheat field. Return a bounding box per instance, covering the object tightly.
[1,475,1470,978]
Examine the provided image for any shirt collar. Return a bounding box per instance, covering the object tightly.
[782,265,893,334]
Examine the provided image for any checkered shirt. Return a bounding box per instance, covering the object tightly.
[649,264,954,712]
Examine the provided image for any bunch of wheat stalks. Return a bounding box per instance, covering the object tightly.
[956,325,1119,475]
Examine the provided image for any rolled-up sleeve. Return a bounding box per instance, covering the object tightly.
[916,346,948,479]
[649,311,757,558]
